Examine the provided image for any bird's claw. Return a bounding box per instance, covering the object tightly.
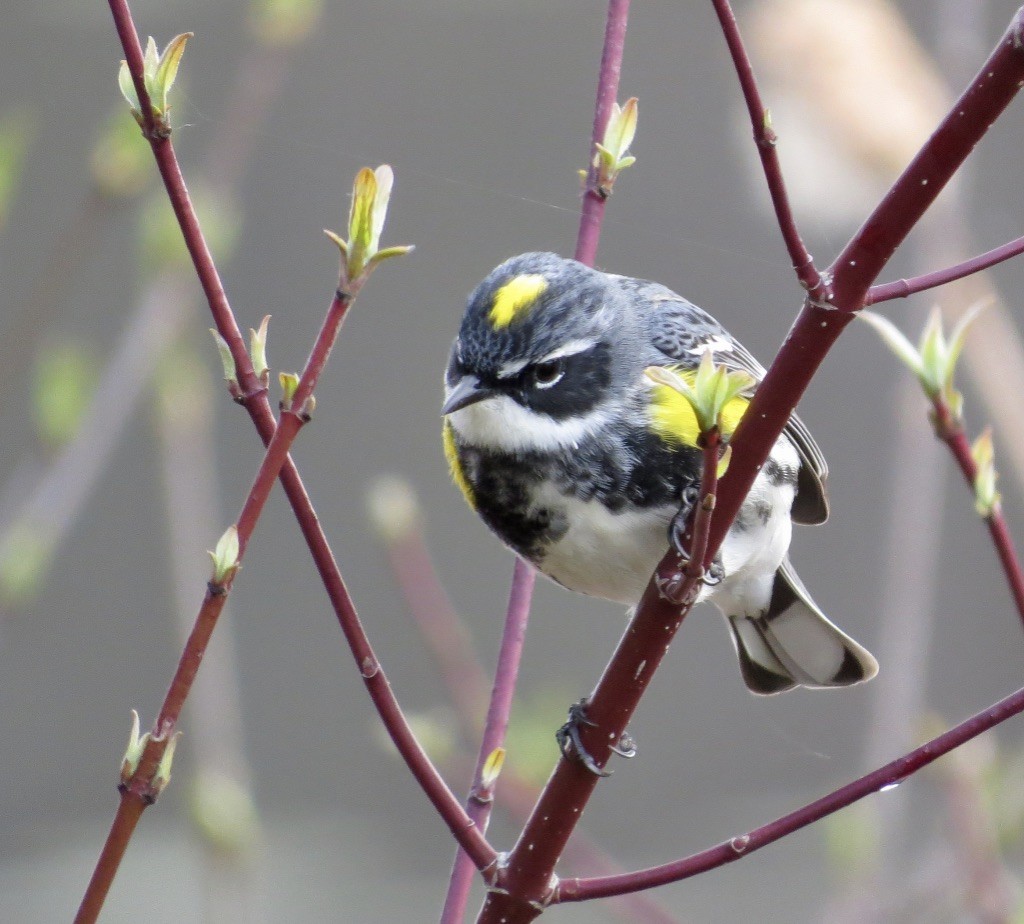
[556,700,636,777]
[668,484,724,589]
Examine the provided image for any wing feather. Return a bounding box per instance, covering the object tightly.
[619,279,829,524]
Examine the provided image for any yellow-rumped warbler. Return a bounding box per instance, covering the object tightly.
[442,252,877,694]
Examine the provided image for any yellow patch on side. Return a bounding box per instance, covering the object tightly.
[443,419,476,509]
[488,274,548,329]
[648,368,749,448]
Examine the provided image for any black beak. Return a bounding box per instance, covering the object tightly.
[442,375,495,415]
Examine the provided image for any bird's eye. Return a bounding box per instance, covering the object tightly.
[530,360,564,388]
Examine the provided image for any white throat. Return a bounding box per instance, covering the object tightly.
[446,393,612,454]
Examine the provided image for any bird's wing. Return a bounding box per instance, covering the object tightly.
[618,277,829,525]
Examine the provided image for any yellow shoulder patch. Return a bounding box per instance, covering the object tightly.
[488,274,548,329]
[443,419,476,509]
[648,368,749,448]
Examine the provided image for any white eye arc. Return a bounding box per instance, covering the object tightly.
[530,359,564,389]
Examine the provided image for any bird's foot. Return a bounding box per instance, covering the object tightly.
[556,699,636,777]
[659,487,724,602]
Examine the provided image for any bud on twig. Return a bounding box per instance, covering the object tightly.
[208,525,240,587]
[584,97,638,197]
[646,352,754,475]
[209,329,239,390]
[324,165,412,285]
[249,315,271,384]
[971,428,1001,518]
[118,34,192,135]
[860,303,986,423]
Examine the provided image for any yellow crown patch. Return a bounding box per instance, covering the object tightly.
[488,274,548,329]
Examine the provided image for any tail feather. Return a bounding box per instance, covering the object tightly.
[727,559,878,696]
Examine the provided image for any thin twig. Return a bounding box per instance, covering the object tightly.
[441,559,534,923]
[558,680,1024,900]
[576,0,631,268]
[708,0,826,300]
[708,9,1024,560]
[932,400,1024,635]
[81,4,498,916]
[866,232,1024,305]
[477,433,721,922]
[375,513,682,922]
[479,8,1024,921]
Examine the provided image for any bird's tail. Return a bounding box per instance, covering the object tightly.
[727,559,878,695]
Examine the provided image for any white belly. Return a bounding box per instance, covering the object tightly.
[533,482,676,605]
[535,438,798,616]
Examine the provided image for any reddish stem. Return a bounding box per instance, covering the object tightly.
[481,8,1024,921]
[76,586,229,923]
[441,559,534,923]
[575,0,631,267]
[933,401,1024,634]
[477,436,721,922]
[559,680,1024,901]
[81,6,498,918]
[709,0,826,301]
[386,527,492,726]
[708,10,1024,562]
[866,232,1024,305]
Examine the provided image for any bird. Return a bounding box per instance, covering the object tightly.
[442,252,877,695]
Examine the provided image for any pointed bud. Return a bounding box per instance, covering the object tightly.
[971,428,1001,518]
[120,709,149,784]
[278,371,300,409]
[208,525,241,586]
[592,97,638,195]
[116,34,192,133]
[646,352,754,438]
[480,747,506,790]
[861,304,985,422]
[210,329,238,387]
[151,730,183,798]
[249,315,271,382]
[327,166,411,284]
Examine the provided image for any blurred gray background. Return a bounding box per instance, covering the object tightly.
[3,0,1024,920]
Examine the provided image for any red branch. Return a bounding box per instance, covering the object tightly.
[480,7,1024,921]
[576,0,631,267]
[559,680,1024,900]
[707,8,1024,561]
[866,232,1024,305]
[81,4,498,918]
[709,0,826,301]
[932,402,1024,634]
[441,559,534,922]
[477,434,721,922]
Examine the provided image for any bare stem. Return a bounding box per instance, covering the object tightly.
[441,559,534,923]
[866,232,1024,305]
[932,400,1024,635]
[576,0,631,267]
[559,681,1024,901]
[476,435,721,922]
[709,0,826,300]
[384,524,492,726]
[479,8,1024,921]
[708,9,1024,562]
[82,4,498,917]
